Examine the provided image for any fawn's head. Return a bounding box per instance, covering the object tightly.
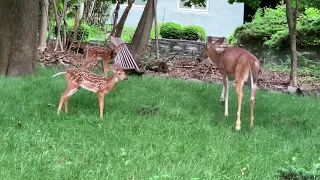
[112,64,128,80]
[198,36,225,60]
[110,43,121,58]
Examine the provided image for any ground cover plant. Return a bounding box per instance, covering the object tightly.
[0,67,319,179]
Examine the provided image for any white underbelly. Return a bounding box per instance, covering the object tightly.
[80,84,98,93]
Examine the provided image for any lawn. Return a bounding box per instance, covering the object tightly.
[0,67,319,179]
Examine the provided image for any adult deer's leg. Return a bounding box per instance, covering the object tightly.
[250,87,256,127]
[249,67,258,128]
[97,92,105,118]
[235,79,244,130]
[222,74,229,116]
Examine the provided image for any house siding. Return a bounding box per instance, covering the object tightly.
[110,0,244,37]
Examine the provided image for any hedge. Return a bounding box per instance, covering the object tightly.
[160,22,206,41]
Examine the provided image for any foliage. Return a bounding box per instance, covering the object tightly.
[159,22,183,40]
[229,4,320,49]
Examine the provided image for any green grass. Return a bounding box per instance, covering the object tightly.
[0,67,320,179]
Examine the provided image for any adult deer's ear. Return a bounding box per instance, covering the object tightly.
[214,37,225,45]
[207,36,212,43]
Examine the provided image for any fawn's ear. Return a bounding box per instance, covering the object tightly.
[207,36,212,43]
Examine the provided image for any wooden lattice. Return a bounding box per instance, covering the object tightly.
[109,36,140,71]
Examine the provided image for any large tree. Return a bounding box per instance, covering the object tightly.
[0,0,39,76]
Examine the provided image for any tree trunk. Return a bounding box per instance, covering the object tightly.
[62,0,68,48]
[38,0,49,52]
[52,0,63,51]
[153,0,159,60]
[113,0,122,27]
[68,5,79,51]
[109,0,122,36]
[129,0,155,65]
[113,0,135,38]
[0,0,39,76]
[285,0,298,86]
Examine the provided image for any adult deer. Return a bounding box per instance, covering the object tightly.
[53,64,128,118]
[199,37,261,130]
[82,43,122,74]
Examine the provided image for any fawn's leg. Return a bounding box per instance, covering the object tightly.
[57,87,78,115]
[82,53,94,70]
[97,92,105,118]
[222,75,229,116]
[102,58,109,75]
[64,96,70,113]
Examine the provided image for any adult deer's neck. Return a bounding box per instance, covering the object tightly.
[208,47,223,64]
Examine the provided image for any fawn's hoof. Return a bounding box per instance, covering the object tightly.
[235,125,241,131]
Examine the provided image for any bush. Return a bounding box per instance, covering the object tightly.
[159,22,182,39]
[181,25,206,41]
[181,26,199,41]
[160,22,206,41]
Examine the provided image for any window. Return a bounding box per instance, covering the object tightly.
[177,0,209,11]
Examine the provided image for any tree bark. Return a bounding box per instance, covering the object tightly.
[0,0,39,76]
[129,0,155,65]
[285,0,298,86]
[38,0,49,52]
[112,0,135,38]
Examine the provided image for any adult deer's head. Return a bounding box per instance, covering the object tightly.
[198,36,225,61]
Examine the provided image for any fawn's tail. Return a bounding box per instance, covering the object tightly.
[52,70,67,78]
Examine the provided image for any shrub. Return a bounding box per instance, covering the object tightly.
[181,26,199,41]
[181,25,206,41]
[159,22,182,39]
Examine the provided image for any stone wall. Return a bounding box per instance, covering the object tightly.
[146,38,320,65]
[146,38,228,58]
